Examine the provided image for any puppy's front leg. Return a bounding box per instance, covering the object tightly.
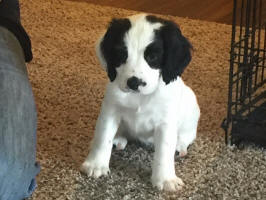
[81,103,120,178]
[152,123,184,191]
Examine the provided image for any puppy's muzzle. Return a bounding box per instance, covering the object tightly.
[127,76,147,91]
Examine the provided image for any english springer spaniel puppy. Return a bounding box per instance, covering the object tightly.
[81,14,200,192]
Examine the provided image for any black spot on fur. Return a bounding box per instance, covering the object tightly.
[146,15,192,84]
[100,18,131,81]
[144,37,164,69]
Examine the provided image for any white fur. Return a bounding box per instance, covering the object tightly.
[81,14,200,192]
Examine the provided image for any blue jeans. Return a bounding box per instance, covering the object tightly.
[0,27,40,200]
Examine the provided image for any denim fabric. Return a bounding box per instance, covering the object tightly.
[0,27,40,200]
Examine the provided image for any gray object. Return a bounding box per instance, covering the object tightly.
[0,26,39,200]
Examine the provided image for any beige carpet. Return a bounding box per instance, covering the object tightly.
[19,0,266,199]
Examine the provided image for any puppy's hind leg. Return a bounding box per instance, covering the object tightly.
[113,136,128,150]
[176,104,199,157]
[113,125,128,150]
[176,125,197,157]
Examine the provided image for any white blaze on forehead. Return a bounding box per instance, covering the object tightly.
[124,14,162,53]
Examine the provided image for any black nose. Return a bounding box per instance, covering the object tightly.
[127,76,146,91]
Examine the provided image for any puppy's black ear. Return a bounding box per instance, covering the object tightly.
[99,18,131,82]
[160,21,192,84]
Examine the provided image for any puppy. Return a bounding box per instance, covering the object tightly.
[81,14,200,192]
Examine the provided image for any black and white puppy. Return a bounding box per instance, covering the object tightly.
[81,14,200,192]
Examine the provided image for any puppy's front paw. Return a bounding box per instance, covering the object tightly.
[80,160,110,178]
[176,143,188,157]
[113,136,128,150]
[152,176,184,192]
[178,150,187,157]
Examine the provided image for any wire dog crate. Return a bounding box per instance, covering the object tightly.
[222,0,266,147]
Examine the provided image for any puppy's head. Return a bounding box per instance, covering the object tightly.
[96,14,192,95]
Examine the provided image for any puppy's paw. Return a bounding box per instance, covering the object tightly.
[176,143,188,157]
[152,176,184,192]
[178,150,187,157]
[80,161,110,178]
[113,136,128,150]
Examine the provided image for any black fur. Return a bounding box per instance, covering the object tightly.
[146,15,192,84]
[144,37,164,69]
[100,18,131,81]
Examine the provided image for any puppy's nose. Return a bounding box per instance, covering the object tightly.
[127,76,146,91]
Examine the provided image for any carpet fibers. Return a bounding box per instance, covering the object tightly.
[19,0,266,199]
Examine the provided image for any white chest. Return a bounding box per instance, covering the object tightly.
[123,107,154,133]
[117,94,165,139]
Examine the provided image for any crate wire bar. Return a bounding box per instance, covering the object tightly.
[222,0,266,147]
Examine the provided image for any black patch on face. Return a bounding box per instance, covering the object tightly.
[144,36,164,69]
[100,18,131,81]
[146,15,192,84]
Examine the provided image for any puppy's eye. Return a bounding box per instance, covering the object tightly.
[144,51,162,69]
[146,53,158,63]
[144,41,163,69]
[112,44,128,66]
